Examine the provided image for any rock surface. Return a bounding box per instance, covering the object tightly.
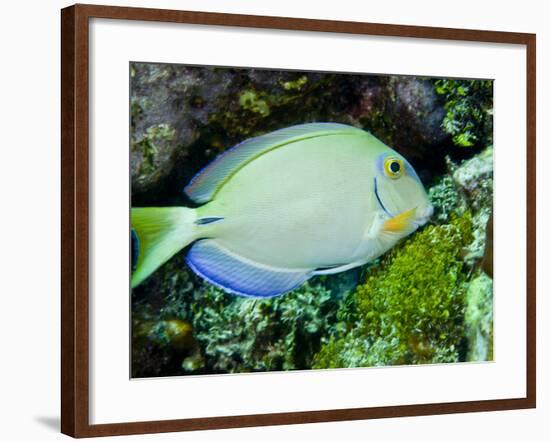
[130,64,471,203]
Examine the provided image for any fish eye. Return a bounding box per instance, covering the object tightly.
[383,157,404,179]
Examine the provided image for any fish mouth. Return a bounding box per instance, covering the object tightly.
[413,204,434,227]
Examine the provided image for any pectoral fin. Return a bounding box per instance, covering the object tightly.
[313,261,364,275]
[382,208,416,233]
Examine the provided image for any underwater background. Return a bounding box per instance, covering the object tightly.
[130,62,493,378]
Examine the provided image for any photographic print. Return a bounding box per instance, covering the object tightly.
[130,62,494,378]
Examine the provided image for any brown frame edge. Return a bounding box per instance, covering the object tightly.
[61,3,536,438]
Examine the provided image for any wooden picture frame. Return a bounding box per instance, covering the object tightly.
[61,3,536,437]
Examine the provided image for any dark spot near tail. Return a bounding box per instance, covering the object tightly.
[195,216,224,226]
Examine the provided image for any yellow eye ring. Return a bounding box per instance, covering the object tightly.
[383,157,405,179]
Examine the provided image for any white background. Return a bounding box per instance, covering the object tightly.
[0,0,547,440]
[90,17,526,425]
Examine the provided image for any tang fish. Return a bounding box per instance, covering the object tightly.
[131,123,433,297]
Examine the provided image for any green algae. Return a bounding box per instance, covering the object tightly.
[435,79,493,148]
[133,123,176,178]
[281,75,308,91]
[238,90,271,117]
[313,212,475,369]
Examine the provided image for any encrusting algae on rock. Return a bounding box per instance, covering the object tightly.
[132,259,342,376]
[464,272,493,361]
[191,282,338,373]
[313,212,474,368]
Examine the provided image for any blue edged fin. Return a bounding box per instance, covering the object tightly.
[184,123,361,204]
[186,239,312,298]
[131,229,139,272]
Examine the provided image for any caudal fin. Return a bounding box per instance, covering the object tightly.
[131,207,196,288]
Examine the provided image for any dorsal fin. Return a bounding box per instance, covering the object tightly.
[184,123,362,204]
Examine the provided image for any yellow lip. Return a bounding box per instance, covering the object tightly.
[382,207,417,233]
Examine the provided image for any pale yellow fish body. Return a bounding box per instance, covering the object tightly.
[198,133,387,269]
[131,123,433,296]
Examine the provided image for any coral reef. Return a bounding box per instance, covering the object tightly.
[132,253,342,376]
[313,212,474,368]
[130,64,494,377]
[192,283,337,373]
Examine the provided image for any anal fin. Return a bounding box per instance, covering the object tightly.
[186,240,311,298]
